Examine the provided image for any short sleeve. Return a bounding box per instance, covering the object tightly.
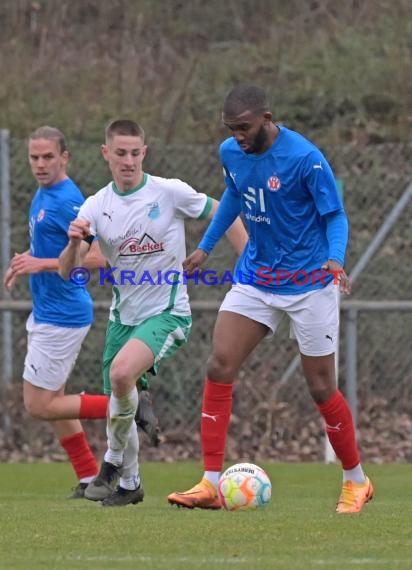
[172,179,210,219]
[55,193,85,233]
[77,195,98,236]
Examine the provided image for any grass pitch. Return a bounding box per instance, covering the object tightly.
[0,462,411,570]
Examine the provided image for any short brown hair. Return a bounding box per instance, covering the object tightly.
[29,126,67,153]
[223,84,269,116]
[105,119,145,142]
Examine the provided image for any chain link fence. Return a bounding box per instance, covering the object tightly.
[1,134,412,463]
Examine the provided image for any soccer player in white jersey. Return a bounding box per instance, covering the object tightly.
[168,84,374,514]
[59,119,248,506]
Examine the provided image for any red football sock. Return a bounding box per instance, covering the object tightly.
[60,431,99,480]
[317,389,360,470]
[79,394,109,419]
[201,377,233,472]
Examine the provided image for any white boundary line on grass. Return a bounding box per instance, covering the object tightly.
[57,554,412,566]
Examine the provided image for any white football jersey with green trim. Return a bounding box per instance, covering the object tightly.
[78,174,211,325]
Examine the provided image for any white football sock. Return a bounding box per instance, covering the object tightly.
[105,388,139,466]
[120,475,141,491]
[119,422,140,490]
[79,476,95,484]
[204,471,220,487]
[343,464,366,484]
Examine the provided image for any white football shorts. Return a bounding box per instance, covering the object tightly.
[219,281,339,356]
[23,313,91,391]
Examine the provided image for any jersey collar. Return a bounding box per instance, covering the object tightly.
[112,173,148,196]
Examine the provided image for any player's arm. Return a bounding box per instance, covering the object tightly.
[3,249,29,290]
[304,151,351,295]
[83,239,106,270]
[206,198,247,256]
[4,241,105,290]
[58,219,94,280]
[3,249,60,290]
[184,186,243,274]
[3,265,17,291]
[322,209,351,295]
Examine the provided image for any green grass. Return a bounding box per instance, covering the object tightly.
[0,462,411,570]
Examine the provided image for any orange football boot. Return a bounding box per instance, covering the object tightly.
[336,476,374,514]
[167,478,222,509]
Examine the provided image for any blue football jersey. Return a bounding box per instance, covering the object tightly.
[220,125,345,294]
[29,178,93,327]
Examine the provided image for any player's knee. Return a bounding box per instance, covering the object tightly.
[306,376,336,405]
[24,397,50,420]
[110,363,135,394]
[311,386,335,405]
[303,357,336,404]
[206,353,237,381]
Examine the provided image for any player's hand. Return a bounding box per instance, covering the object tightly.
[10,252,44,277]
[3,266,17,290]
[68,219,91,242]
[183,249,209,275]
[322,260,351,295]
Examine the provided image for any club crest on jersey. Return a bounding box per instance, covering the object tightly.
[267,176,281,192]
[147,202,160,220]
[37,209,45,222]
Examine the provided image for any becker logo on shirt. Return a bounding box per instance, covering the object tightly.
[118,233,165,257]
[37,209,45,222]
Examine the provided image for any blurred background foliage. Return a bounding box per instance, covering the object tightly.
[1,0,412,146]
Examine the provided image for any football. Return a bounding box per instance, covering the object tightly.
[218,462,272,511]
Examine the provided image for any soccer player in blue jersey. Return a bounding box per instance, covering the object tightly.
[3,126,105,497]
[168,84,374,514]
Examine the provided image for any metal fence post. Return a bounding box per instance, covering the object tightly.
[0,129,12,432]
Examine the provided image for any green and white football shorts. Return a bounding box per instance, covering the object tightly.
[102,312,192,394]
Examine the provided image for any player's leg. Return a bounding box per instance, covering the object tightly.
[23,378,158,445]
[129,314,191,448]
[87,315,191,505]
[134,388,160,447]
[23,321,99,497]
[23,383,99,497]
[167,311,267,509]
[22,315,108,421]
[86,337,151,501]
[291,283,373,513]
[24,383,100,498]
[80,388,160,448]
[168,285,274,508]
[101,422,144,507]
[86,321,152,502]
[301,353,373,513]
[52,416,99,497]
[23,380,108,421]
[22,307,159,443]
[79,377,160,446]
